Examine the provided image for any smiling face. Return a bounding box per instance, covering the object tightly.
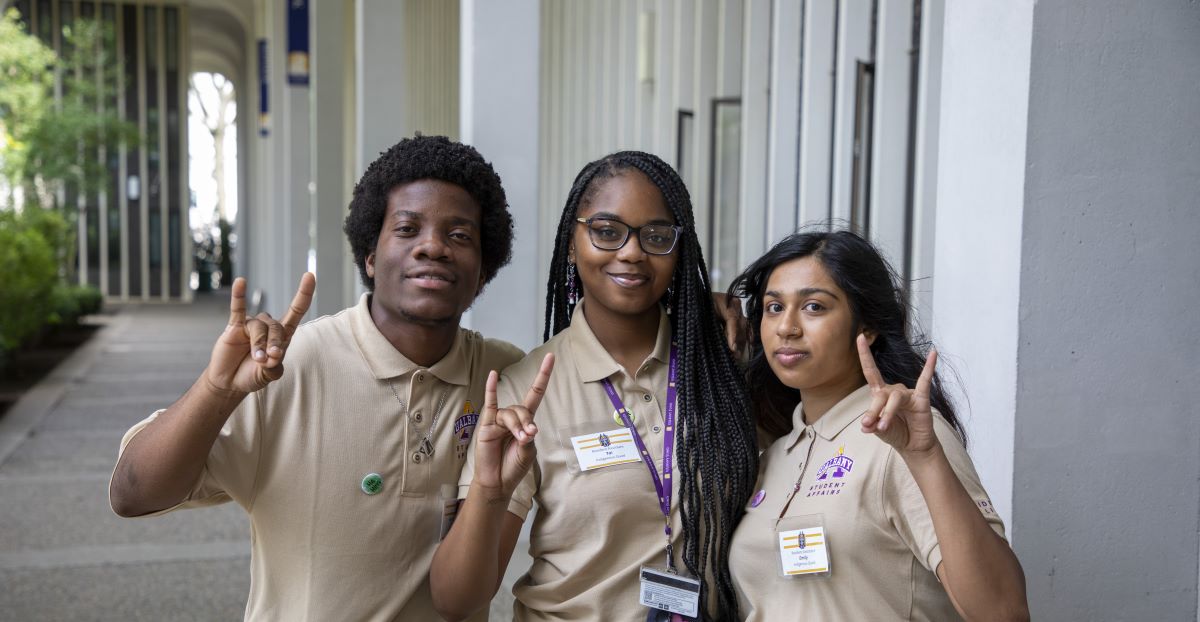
[366,179,484,326]
[571,170,679,323]
[760,256,867,396]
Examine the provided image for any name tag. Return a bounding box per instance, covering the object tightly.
[777,526,830,577]
[570,428,641,471]
[639,566,701,618]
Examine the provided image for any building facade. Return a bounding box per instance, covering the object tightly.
[11,0,1198,618]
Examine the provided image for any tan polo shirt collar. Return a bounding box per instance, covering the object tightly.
[348,293,472,386]
[565,300,673,382]
[785,384,873,450]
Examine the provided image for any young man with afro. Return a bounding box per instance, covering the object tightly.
[109,135,524,620]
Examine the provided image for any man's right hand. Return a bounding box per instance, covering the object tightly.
[204,273,316,395]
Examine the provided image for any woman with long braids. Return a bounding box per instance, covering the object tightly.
[430,151,758,621]
[726,230,1029,621]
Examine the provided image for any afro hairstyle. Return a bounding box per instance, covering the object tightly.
[343,134,513,291]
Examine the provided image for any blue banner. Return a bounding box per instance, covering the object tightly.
[287,0,309,86]
[258,39,269,136]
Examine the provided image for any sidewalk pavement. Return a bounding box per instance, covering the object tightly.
[0,291,523,621]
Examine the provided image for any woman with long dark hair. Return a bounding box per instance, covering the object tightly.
[431,152,758,621]
[727,229,1028,621]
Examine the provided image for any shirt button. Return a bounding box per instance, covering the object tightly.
[642,393,652,402]
[412,452,423,464]
[416,373,425,383]
[652,425,662,433]
[413,411,423,423]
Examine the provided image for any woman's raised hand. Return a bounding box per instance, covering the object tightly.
[857,334,940,456]
[474,354,555,499]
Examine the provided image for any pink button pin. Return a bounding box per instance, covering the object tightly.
[750,489,766,507]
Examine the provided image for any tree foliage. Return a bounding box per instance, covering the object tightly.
[0,8,139,206]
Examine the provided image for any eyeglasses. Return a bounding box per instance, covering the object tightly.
[575,217,683,255]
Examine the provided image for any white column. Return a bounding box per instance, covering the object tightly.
[738,0,769,266]
[355,0,408,177]
[459,0,541,351]
[279,0,311,315]
[765,0,802,243]
[310,0,350,316]
[930,0,1035,533]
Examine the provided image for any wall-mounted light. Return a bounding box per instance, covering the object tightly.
[127,175,141,201]
[638,10,655,85]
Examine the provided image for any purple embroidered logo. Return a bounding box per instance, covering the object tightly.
[454,401,480,461]
[815,446,854,481]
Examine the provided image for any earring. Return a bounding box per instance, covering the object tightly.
[566,262,578,305]
[664,286,674,315]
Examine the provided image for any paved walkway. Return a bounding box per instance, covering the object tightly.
[0,291,522,620]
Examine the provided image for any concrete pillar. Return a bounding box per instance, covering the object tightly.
[355,0,408,177]
[279,0,311,315]
[930,1,1035,533]
[458,0,540,351]
[309,0,351,316]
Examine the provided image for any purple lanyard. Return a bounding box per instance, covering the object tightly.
[599,344,679,569]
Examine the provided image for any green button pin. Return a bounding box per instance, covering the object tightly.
[361,472,383,496]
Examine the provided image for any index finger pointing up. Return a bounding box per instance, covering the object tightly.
[856,334,886,387]
[228,278,247,328]
[914,349,938,400]
[480,370,500,426]
[522,353,555,413]
[281,272,316,336]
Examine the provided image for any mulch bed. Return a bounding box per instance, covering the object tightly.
[0,322,101,418]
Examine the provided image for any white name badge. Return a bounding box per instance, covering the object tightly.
[639,566,701,618]
[570,427,641,471]
[777,526,830,577]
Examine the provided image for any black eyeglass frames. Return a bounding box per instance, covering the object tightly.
[574,217,683,255]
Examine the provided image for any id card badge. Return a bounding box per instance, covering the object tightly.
[439,484,460,541]
[559,421,645,474]
[775,514,831,578]
[639,566,700,619]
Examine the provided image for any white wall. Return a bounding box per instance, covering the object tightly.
[930,0,1035,532]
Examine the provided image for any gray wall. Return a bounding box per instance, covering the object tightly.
[1015,1,1200,619]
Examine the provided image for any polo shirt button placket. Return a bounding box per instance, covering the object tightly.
[412,452,423,464]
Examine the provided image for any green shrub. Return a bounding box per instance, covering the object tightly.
[73,285,102,316]
[0,210,57,350]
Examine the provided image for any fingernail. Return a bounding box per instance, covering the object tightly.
[255,349,265,359]
[269,346,281,354]
[517,431,527,441]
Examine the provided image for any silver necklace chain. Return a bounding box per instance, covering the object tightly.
[388,380,452,458]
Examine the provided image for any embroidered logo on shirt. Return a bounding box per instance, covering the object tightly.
[454,401,479,461]
[807,446,854,498]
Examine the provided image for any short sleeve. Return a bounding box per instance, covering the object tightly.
[109,389,267,517]
[457,371,538,521]
[883,414,1007,575]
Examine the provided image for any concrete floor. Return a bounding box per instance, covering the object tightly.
[0,291,528,621]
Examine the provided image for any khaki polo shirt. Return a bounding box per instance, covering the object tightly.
[459,302,684,621]
[729,385,1005,621]
[112,294,522,621]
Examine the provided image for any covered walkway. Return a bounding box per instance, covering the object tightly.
[0,294,519,619]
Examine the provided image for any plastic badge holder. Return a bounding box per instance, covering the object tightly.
[775,513,831,579]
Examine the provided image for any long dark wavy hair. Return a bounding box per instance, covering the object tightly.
[728,229,965,443]
[543,151,757,620]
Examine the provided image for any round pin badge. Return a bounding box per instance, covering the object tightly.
[361,473,384,496]
[750,489,766,507]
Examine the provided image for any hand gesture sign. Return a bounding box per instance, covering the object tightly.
[474,354,555,499]
[204,273,316,395]
[857,334,940,456]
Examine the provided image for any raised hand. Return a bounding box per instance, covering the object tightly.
[204,273,316,395]
[857,334,939,456]
[473,353,555,499]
